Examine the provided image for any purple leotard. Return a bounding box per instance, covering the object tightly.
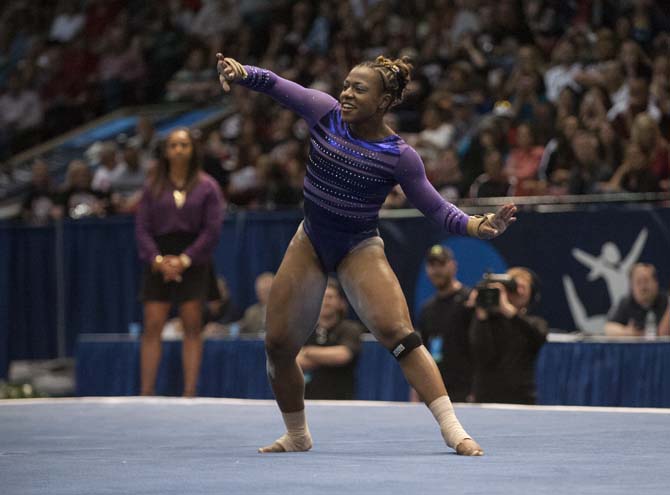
[239,66,469,271]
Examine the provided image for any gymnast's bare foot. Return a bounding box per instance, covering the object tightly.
[258,432,313,453]
[456,438,484,456]
[258,442,284,453]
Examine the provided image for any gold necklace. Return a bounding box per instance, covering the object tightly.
[173,189,186,208]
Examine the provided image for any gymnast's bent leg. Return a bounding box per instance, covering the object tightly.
[337,239,483,456]
[259,224,328,453]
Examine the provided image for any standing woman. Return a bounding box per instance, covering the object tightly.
[135,128,224,397]
[217,54,516,456]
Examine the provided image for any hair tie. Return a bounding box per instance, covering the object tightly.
[388,64,404,98]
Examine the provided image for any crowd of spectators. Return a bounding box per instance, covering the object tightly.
[4,0,670,221]
[21,120,155,223]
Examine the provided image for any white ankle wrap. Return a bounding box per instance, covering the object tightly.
[428,395,470,449]
[275,410,312,452]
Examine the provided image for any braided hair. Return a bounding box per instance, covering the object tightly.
[356,55,413,110]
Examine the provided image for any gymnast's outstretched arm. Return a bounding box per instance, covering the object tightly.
[395,146,517,239]
[216,54,337,127]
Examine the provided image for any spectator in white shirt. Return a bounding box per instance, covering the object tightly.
[49,0,85,43]
[0,72,43,157]
[92,141,123,193]
[544,39,582,103]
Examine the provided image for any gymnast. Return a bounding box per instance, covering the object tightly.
[216,53,517,456]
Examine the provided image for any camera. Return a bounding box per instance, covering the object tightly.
[475,273,517,309]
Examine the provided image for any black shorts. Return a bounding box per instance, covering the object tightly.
[139,232,219,304]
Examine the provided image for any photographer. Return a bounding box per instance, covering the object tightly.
[468,267,548,405]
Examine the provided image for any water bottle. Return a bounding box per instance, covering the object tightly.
[429,336,443,364]
[228,322,240,339]
[128,321,142,338]
[644,311,657,339]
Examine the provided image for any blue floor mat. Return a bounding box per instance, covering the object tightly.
[1,398,669,495]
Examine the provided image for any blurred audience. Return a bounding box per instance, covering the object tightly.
[504,122,544,196]
[110,141,148,213]
[470,149,513,198]
[567,129,612,195]
[20,159,57,225]
[91,141,123,193]
[165,47,219,103]
[129,116,160,170]
[0,71,43,158]
[54,159,110,219]
[1,0,669,213]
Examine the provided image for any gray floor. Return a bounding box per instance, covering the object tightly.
[1,398,669,495]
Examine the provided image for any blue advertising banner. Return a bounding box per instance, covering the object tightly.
[455,207,670,333]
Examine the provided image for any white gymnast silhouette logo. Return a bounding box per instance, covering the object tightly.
[562,228,648,334]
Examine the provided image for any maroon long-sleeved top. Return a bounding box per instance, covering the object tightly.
[135,173,224,264]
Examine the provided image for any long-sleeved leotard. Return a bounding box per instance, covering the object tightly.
[238,66,470,271]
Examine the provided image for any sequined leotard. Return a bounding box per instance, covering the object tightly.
[239,66,470,271]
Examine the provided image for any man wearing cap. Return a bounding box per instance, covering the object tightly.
[415,245,474,403]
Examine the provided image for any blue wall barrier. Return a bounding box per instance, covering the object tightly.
[3,224,58,370]
[2,205,670,378]
[76,339,409,401]
[75,337,670,407]
[0,223,11,379]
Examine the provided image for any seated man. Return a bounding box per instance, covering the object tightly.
[297,278,364,400]
[237,272,274,337]
[203,275,243,338]
[605,263,668,337]
[659,300,670,337]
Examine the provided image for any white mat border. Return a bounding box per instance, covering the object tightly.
[1,396,669,414]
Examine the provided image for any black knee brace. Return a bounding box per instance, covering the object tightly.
[390,332,423,360]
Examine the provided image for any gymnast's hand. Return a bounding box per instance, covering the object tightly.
[216,54,248,92]
[467,203,517,240]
